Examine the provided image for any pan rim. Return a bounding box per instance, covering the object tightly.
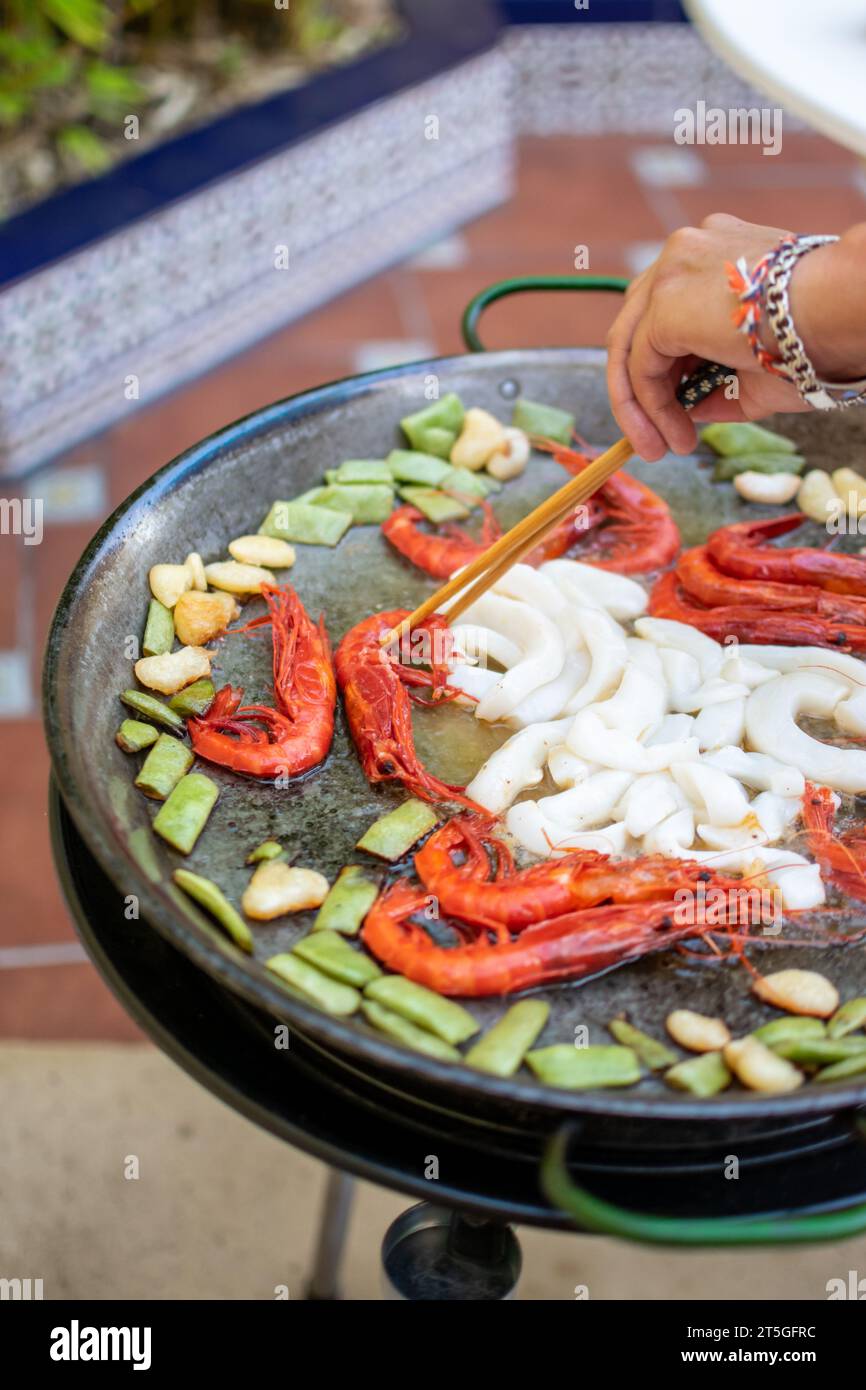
[42,347,866,1124]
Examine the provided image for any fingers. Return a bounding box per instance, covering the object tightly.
[626,317,698,457]
[606,271,668,460]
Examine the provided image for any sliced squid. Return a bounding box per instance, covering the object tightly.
[466,717,571,814]
[720,653,777,689]
[625,637,665,683]
[671,675,750,715]
[634,617,723,679]
[744,671,866,792]
[751,791,801,842]
[540,559,648,621]
[506,651,590,729]
[547,746,596,788]
[643,713,695,747]
[563,608,628,714]
[616,773,686,838]
[589,664,667,740]
[536,769,633,830]
[658,648,701,708]
[447,662,501,707]
[567,709,699,774]
[642,807,695,855]
[506,799,627,858]
[492,564,581,645]
[450,624,521,671]
[702,746,805,798]
[672,763,752,827]
[460,597,564,722]
[693,697,746,751]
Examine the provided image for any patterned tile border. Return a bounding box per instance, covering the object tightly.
[0,50,512,477]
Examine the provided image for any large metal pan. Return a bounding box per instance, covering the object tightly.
[43,278,866,1158]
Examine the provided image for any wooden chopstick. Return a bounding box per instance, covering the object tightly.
[385,434,634,644]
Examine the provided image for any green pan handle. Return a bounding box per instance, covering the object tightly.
[542,1123,866,1246]
[461,274,630,353]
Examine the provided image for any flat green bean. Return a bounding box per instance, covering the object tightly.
[120,688,185,733]
[525,1045,641,1090]
[608,1017,677,1071]
[266,953,360,1016]
[465,1001,549,1077]
[364,975,478,1046]
[173,869,252,952]
[356,799,439,861]
[313,865,378,935]
[152,772,218,853]
[361,1000,461,1062]
[664,1052,731,1097]
[828,998,866,1039]
[142,598,175,657]
[134,734,193,800]
[293,930,382,988]
[115,719,159,753]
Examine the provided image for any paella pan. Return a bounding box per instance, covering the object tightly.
[42,283,866,1131]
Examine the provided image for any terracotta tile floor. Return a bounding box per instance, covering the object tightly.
[5,130,866,1041]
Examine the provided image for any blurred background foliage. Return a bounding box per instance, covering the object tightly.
[0,0,398,215]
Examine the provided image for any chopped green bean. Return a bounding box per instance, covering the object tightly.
[293,930,382,988]
[664,1051,731,1097]
[386,449,452,488]
[120,689,186,733]
[361,1000,461,1062]
[465,1000,549,1077]
[169,678,215,718]
[313,865,379,935]
[364,975,478,1045]
[400,394,465,458]
[356,799,439,861]
[814,1053,866,1083]
[608,1017,678,1071]
[309,482,394,524]
[142,598,174,657]
[115,719,159,753]
[526,1044,641,1090]
[173,869,253,952]
[712,452,805,482]
[259,500,351,547]
[439,466,500,500]
[397,486,470,523]
[773,1036,866,1067]
[701,422,798,457]
[511,398,574,445]
[326,459,392,485]
[152,772,218,853]
[266,953,360,1016]
[828,998,866,1039]
[753,1016,826,1047]
[246,839,285,864]
[134,734,194,800]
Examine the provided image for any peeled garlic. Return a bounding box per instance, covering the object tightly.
[149,563,193,609]
[487,426,530,481]
[204,560,271,595]
[242,862,329,921]
[174,589,239,646]
[724,1037,803,1093]
[796,469,843,524]
[831,467,866,517]
[666,1009,731,1053]
[228,535,296,569]
[185,552,208,591]
[450,407,505,471]
[134,645,211,695]
[752,969,839,1018]
[733,471,800,504]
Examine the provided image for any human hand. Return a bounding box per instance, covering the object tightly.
[605,212,807,462]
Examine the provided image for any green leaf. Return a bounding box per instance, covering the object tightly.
[0,90,30,125]
[42,0,111,51]
[57,122,112,173]
[85,61,146,115]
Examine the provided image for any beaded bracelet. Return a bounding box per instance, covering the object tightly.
[727,233,866,411]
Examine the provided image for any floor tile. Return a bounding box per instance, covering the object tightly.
[0,650,33,718]
[630,145,707,188]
